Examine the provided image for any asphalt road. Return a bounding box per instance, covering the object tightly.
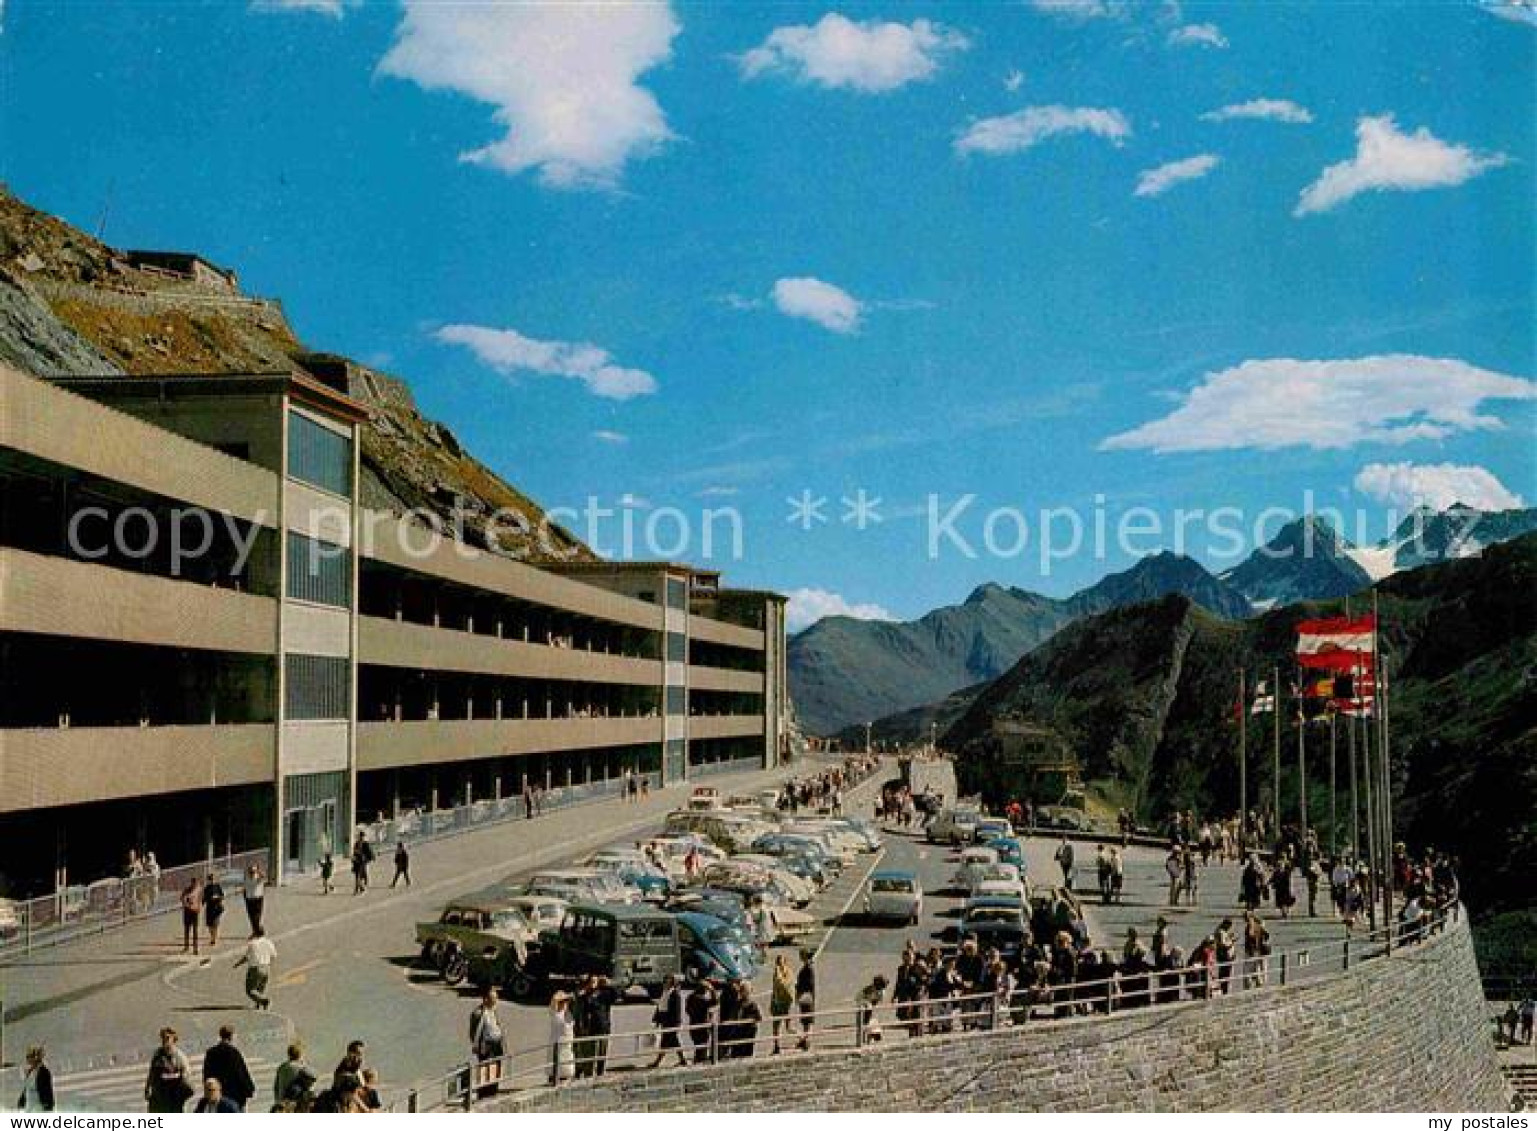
[10,767,1383,1112]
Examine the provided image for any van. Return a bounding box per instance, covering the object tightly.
[531,904,757,997]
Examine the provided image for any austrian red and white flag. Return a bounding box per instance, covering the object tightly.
[1295,614,1376,656]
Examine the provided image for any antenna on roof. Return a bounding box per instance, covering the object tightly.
[94,179,117,242]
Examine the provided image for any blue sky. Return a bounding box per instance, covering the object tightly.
[3,0,1534,628]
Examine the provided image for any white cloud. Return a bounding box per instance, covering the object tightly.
[786,587,894,633]
[1027,0,1126,20]
[1295,115,1509,216]
[377,1,679,189]
[1201,98,1313,125]
[1102,355,1537,452]
[435,324,658,400]
[251,0,356,15]
[740,13,968,93]
[954,105,1131,156]
[1135,154,1219,197]
[772,277,863,334]
[1168,22,1228,48]
[1477,1,1537,27]
[591,430,629,444]
[1354,462,1526,513]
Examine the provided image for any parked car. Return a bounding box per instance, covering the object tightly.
[928,808,983,846]
[956,897,1031,958]
[501,894,568,934]
[415,899,534,985]
[725,855,816,904]
[864,870,923,925]
[952,847,1001,892]
[968,862,1030,904]
[753,834,843,875]
[984,837,1025,868]
[530,904,756,997]
[701,862,804,907]
[974,818,1013,843]
[525,868,639,906]
[585,854,671,901]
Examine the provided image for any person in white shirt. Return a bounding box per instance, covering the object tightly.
[234,927,277,1010]
[242,865,266,933]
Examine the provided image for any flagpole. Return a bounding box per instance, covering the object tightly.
[1296,670,1307,834]
[1347,694,1359,858]
[1238,667,1248,851]
[1328,708,1337,856]
[1271,663,1281,843]
[1360,649,1378,932]
[1376,589,1394,946]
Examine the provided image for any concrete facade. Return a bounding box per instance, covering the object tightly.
[489,912,1508,1113]
[0,362,787,893]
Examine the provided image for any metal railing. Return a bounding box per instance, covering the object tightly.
[358,774,664,854]
[396,904,1455,1111]
[0,848,271,960]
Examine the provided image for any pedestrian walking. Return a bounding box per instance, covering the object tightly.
[391,841,412,888]
[234,926,276,1009]
[795,948,817,1050]
[1109,846,1125,903]
[469,988,505,1098]
[1213,918,1237,996]
[1054,838,1075,890]
[203,872,226,947]
[856,975,887,1043]
[1242,912,1271,989]
[193,1078,240,1113]
[319,853,335,895]
[144,1028,194,1113]
[202,1026,255,1112]
[180,877,203,955]
[548,993,576,1085]
[241,865,266,933]
[16,1046,54,1112]
[1165,845,1184,906]
[351,833,374,894]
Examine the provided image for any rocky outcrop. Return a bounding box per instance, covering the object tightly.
[0,187,592,562]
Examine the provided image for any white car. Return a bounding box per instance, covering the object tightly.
[728,855,817,905]
[525,868,638,905]
[864,871,923,924]
[502,894,568,933]
[969,862,1029,900]
[953,847,1001,891]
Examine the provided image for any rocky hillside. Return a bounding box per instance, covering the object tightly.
[791,553,1251,735]
[945,533,1537,923]
[790,583,1074,738]
[0,187,592,561]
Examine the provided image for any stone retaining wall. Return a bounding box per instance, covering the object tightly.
[489,911,1507,1112]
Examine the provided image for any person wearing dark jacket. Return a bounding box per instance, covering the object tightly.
[202,1026,255,1112]
[18,1047,54,1112]
[795,948,817,1049]
[573,975,620,1077]
[648,975,686,1068]
[193,1078,240,1114]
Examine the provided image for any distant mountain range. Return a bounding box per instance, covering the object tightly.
[792,504,1537,736]
[943,532,1537,932]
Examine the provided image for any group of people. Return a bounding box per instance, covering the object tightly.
[137,1024,373,1115]
[175,864,268,957]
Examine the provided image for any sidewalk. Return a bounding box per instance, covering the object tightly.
[0,755,851,1097]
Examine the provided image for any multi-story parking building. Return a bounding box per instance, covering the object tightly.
[0,361,786,895]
